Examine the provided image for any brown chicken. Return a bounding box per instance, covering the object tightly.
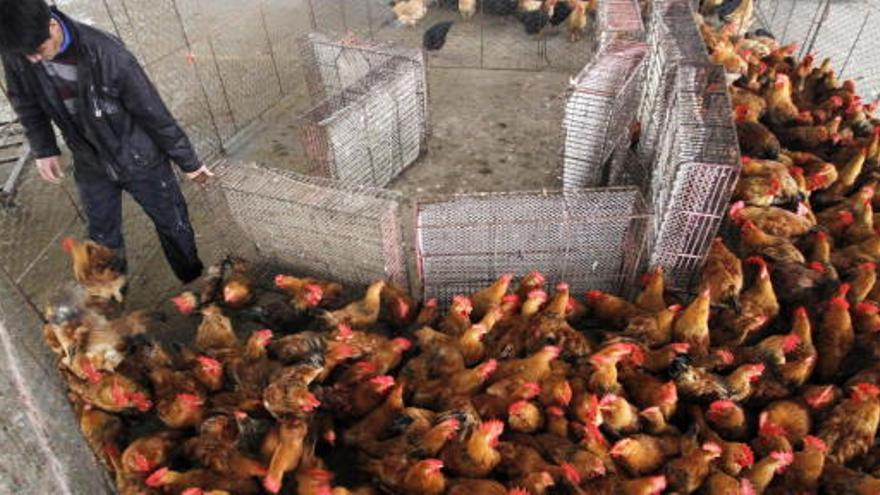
[744,451,793,494]
[195,305,239,353]
[635,267,667,313]
[439,295,474,336]
[665,442,722,494]
[821,462,880,495]
[706,400,748,440]
[586,290,641,328]
[772,435,826,494]
[672,289,712,356]
[261,419,307,494]
[740,221,806,264]
[149,366,207,429]
[610,434,681,476]
[441,419,505,478]
[62,237,126,303]
[729,201,814,238]
[121,431,179,477]
[471,274,514,320]
[818,383,880,464]
[380,282,417,329]
[145,467,259,494]
[699,238,744,307]
[321,280,385,328]
[221,257,255,309]
[67,371,152,414]
[365,457,446,495]
[815,289,854,382]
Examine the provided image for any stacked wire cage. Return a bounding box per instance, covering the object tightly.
[561,39,649,189]
[415,187,651,304]
[298,33,429,188]
[597,0,647,48]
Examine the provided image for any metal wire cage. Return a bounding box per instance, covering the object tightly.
[298,33,429,188]
[561,39,648,189]
[203,161,411,291]
[415,187,651,305]
[598,0,647,48]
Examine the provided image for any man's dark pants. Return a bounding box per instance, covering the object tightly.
[75,162,204,283]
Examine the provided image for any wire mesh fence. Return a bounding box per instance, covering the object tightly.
[646,68,741,290]
[305,0,595,72]
[561,39,648,189]
[598,0,647,48]
[415,187,650,304]
[755,0,880,103]
[298,33,428,187]
[206,161,410,291]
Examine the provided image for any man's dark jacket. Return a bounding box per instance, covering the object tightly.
[1,8,199,181]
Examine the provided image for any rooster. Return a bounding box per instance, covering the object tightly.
[61,237,126,303]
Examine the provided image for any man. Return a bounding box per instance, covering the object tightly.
[0,0,211,283]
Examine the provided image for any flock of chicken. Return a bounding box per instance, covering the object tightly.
[393,0,593,42]
[35,4,880,495]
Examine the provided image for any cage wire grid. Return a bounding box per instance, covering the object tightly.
[561,39,649,189]
[598,0,647,47]
[415,187,651,305]
[297,34,429,187]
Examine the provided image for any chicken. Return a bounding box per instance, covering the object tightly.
[764,73,802,127]
[523,284,592,358]
[728,201,814,238]
[447,478,506,494]
[459,0,477,18]
[515,271,546,301]
[274,274,341,310]
[195,305,239,353]
[706,400,748,440]
[672,289,712,356]
[818,383,880,464]
[699,238,744,307]
[672,360,765,403]
[439,295,474,336]
[61,237,126,303]
[380,282,416,329]
[121,431,179,478]
[736,120,782,159]
[66,371,152,414]
[759,400,811,447]
[261,420,307,494]
[220,257,254,309]
[622,306,682,348]
[739,221,806,264]
[441,419,505,478]
[567,0,588,42]
[665,442,722,494]
[320,280,385,328]
[744,451,793,494]
[635,266,667,313]
[598,393,641,437]
[507,400,544,433]
[715,256,779,346]
[344,383,404,445]
[145,467,259,494]
[415,324,487,366]
[78,407,124,471]
[610,434,681,476]
[183,415,267,482]
[773,435,826,494]
[586,290,640,328]
[149,366,207,429]
[392,0,427,26]
[412,359,497,408]
[471,274,514,320]
[821,462,880,495]
[815,290,854,382]
[619,366,679,419]
[262,364,323,420]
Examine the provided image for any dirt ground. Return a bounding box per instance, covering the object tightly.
[227,65,575,196]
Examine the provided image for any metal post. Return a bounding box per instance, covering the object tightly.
[170,0,226,153]
[258,1,286,96]
[838,8,870,79]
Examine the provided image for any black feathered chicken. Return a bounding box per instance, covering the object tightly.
[423,21,455,50]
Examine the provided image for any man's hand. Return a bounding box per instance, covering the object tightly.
[35,156,65,184]
[186,165,214,185]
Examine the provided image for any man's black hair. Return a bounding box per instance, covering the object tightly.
[0,0,52,56]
